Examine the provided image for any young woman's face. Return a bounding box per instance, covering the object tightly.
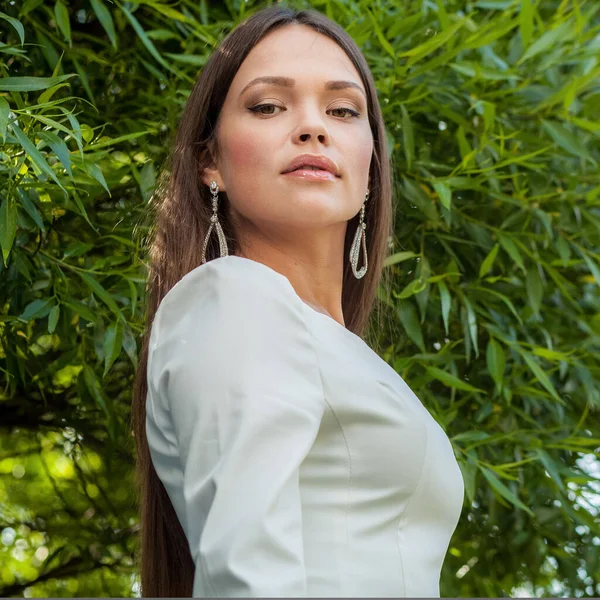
[204,24,373,244]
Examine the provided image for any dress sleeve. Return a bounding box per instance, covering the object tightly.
[149,259,326,598]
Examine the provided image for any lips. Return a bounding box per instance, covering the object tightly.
[282,154,341,177]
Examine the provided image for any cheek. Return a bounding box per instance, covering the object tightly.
[224,129,267,174]
[355,130,374,172]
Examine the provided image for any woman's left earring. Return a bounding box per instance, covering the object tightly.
[349,189,369,279]
[201,181,229,264]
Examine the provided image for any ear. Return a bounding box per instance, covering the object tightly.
[199,141,226,191]
[200,166,225,192]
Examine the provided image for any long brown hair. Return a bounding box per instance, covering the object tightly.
[130,4,396,597]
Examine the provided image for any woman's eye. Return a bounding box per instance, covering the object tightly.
[248,104,360,118]
[249,104,282,115]
[330,107,360,118]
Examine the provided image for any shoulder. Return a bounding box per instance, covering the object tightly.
[148,255,324,416]
[150,255,309,352]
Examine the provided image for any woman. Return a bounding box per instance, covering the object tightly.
[131,5,464,597]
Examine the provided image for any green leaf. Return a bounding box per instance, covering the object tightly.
[103,321,123,376]
[432,181,452,210]
[396,278,427,299]
[18,0,44,16]
[48,304,60,334]
[81,161,111,196]
[400,105,414,171]
[54,0,71,46]
[425,366,485,393]
[63,299,97,323]
[119,2,173,73]
[581,253,600,287]
[0,74,76,92]
[0,195,17,266]
[518,349,565,405]
[482,101,496,132]
[398,299,425,352]
[366,8,395,59]
[0,11,25,45]
[463,15,519,49]
[78,273,122,317]
[497,233,525,272]
[18,298,54,322]
[462,296,479,358]
[85,130,153,150]
[456,125,471,160]
[518,20,571,64]
[526,265,544,316]
[401,18,464,65]
[480,466,534,516]
[139,160,156,203]
[126,278,138,318]
[121,324,138,369]
[519,0,533,49]
[479,243,499,278]
[17,188,45,232]
[541,119,594,163]
[82,364,118,443]
[486,338,505,390]
[402,177,439,222]
[457,459,477,505]
[536,449,566,493]
[438,280,451,336]
[37,130,73,177]
[9,121,68,196]
[0,97,9,142]
[90,0,117,49]
[384,251,419,267]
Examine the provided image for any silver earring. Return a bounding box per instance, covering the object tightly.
[201,181,229,264]
[349,189,369,279]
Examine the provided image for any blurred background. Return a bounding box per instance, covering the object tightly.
[1,0,599,596]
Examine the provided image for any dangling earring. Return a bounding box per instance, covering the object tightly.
[201,181,229,264]
[349,188,369,279]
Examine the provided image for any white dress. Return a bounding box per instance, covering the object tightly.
[145,255,464,598]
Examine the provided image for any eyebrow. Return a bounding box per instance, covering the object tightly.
[240,76,367,99]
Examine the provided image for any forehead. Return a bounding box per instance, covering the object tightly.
[230,24,361,89]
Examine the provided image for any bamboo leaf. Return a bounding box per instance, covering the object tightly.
[401,105,414,171]
[0,195,17,266]
[432,181,452,210]
[10,121,67,196]
[497,233,525,272]
[438,280,451,336]
[90,0,118,49]
[103,321,123,376]
[0,74,77,92]
[48,304,60,334]
[519,0,533,49]
[479,243,499,278]
[54,0,71,46]
[0,11,25,45]
[486,338,505,390]
[426,366,485,393]
[518,349,565,405]
[397,299,425,353]
[480,466,534,516]
[518,20,572,64]
[78,273,122,317]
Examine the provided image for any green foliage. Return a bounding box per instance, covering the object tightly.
[1,0,599,597]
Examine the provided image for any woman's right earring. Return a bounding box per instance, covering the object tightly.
[201,181,229,264]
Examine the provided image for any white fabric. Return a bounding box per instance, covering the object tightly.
[145,255,464,598]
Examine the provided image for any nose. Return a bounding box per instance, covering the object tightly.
[292,104,330,146]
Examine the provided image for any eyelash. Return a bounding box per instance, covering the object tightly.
[248,103,360,119]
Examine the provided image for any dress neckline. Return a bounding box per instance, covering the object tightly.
[211,255,367,346]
